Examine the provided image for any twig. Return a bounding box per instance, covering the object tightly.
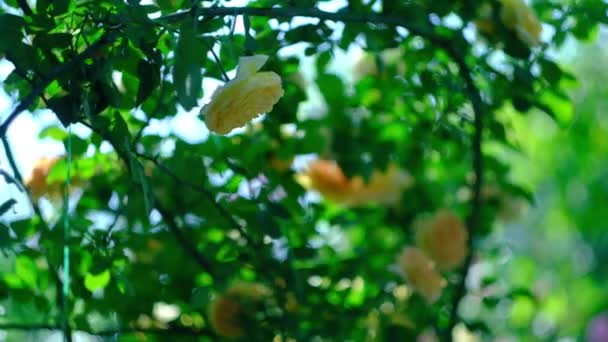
[0,29,121,137]
[102,209,123,244]
[153,197,216,276]
[0,136,72,341]
[159,6,434,39]
[204,39,230,82]
[0,323,213,337]
[136,153,256,247]
[16,0,33,16]
[0,137,24,183]
[78,122,217,275]
[441,46,485,341]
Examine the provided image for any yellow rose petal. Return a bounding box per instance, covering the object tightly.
[201,54,284,135]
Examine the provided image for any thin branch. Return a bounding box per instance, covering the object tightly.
[79,122,216,275]
[102,209,123,244]
[204,39,230,82]
[0,29,121,137]
[0,136,71,341]
[0,323,214,337]
[16,0,33,16]
[441,47,485,340]
[153,196,216,276]
[159,6,435,39]
[136,153,256,247]
[1,137,24,183]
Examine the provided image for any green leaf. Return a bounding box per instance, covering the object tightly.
[65,135,89,156]
[538,90,573,125]
[317,73,345,108]
[51,0,71,15]
[136,59,161,105]
[0,223,12,248]
[39,126,68,141]
[15,255,37,289]
[111,111,132,153]
[0,14,25,52]
[32,33,72,51]
[84,269,111,292]
[48,94,81,127]
[129,153,153,216]
[243,15,258,53]
[174,24,204,110]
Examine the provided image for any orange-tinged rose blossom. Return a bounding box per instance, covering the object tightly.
[353,48,406,81]
[352,164,413,206]
[201,55,284,135]
[415,209,469,271]
[297,160,412,206]
[295,159,354,204]
[25,156,64,201]
[474,19,496,35]
[269,155,294,173]
[396,247,445,303]
[500,0,542,46]
[208,282,272,338]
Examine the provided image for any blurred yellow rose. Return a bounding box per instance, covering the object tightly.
[208,282,272,338]
[296,159,354,204]
[396,247,445,303]
[201,55,284,134]
[353,47,406,81]
[25,156,63,201]
[25,156,88,201]
[415,209,469,271]
[351,164,413,206]
[297,160,412,206]
[500,0,542,46]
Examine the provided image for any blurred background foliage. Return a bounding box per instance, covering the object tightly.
[0,0,606,341]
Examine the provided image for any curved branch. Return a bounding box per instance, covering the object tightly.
[0,29,120,137]
[161,5,434,37]
[153,197,216,276]
[16,0,33,16]
[135,153,254,245]
[441,47,485,340]
[0,136,72,341]
[0,323,214,337]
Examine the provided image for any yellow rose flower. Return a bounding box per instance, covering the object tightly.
[351,164,413,206]
[201,55,284,135]
[415,209,469,271]
[208,282,272,338]
[500,0,542,46]
[396,247,445,303]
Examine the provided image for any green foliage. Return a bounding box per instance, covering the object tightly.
[0,0,605,341]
